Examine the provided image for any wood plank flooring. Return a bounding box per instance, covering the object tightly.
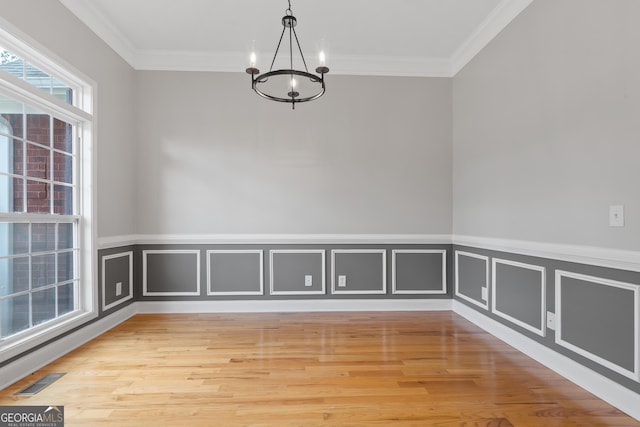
[1,312,639,426]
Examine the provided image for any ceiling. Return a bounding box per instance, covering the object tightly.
[60,0,534,77]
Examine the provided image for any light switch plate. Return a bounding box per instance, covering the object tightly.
[609,205,624,227]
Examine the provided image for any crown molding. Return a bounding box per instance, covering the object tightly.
[451,0,535,75]
[132,51,453,77]
[60,0,138,65]
[61,0,534,77]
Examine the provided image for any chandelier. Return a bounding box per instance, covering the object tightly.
[245,0,329,109]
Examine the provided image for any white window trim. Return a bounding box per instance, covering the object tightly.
[0,18,97,363]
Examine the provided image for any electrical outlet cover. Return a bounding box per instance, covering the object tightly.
[338,275,347,287]
[546,311,556,331]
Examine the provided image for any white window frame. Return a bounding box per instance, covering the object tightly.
[0,21,96,363]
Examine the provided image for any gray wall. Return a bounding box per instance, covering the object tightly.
[0,0,137,238]
[453,0,640,250]
[134,72,452,235]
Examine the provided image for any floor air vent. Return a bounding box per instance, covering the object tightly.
[15,373,66,396]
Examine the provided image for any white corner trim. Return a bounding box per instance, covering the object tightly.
[451,0,535,74]
[59,0,138,66]
[453,301,640,422]
[0,303,136,391]
[453,234,640,273]
[136,299,452,314]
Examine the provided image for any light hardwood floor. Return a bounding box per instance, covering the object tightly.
[1,312,638,426]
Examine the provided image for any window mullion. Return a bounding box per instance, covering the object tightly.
[20,106,26,213]
[49,115,54,215]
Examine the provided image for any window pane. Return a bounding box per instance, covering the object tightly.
[58,223,73,250]
[51,80,73,105]
[32,253,55,289]
[25,113,50,147]
[26,63,74,106]
[57,282,75,316]
[0,112,24,139]
[8,177,23,213]
[53,184,72,215]
[32,287,56,326]
[0,48,24,79]
[0,141,22,176]
[26,141,49,179]
[57,251,74,283]
[26,178,50,213]
[0,174,14,213]
[31,223,55,252]
[53,118,72,154]
[0,294,29,338]
[53,152,72,183]
[0,256,29,295]
[25,65,52,94]
[0,222,29,256]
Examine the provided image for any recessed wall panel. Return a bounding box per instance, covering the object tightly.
[208,250,263,296]
[455,251,489,309]
[332,250,386,295]
[392,249,446,294]
[556,270,639,380]
[270,250,325,295]
[492,258,545,336]
[102,251,133,311]
[143,250,200,296]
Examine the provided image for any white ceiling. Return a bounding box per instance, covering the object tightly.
[60,0,534,77]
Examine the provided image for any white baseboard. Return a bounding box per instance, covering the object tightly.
[0,304,137,391]
[136,299,452,314]
[453,301,640,421]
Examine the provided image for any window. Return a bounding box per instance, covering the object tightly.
[0,26,94,361]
